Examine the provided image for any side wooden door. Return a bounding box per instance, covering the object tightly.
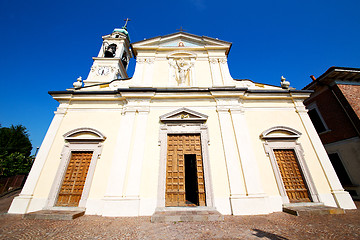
[56,151,93,207]
[274,149,311,203]
[165,134,206,207]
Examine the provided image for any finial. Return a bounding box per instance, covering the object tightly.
[280,76,290,89]
[73,76,83,89]
[123,18,131,29]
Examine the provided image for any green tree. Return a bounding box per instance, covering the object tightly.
[0,125,32,157]
[0,125,33,177]
[0,152,33,177]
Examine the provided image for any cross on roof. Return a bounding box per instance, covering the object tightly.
[176,26,187,32]
[123,18,131,28]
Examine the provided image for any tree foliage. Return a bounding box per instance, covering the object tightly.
[0,152,33,177]
[0,125,33,177]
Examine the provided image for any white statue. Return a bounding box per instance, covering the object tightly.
[174,58,193,86]
[73,76,83,89]
[280,76,290,89]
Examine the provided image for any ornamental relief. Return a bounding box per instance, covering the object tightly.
[91,65,117,76]
[209,58,227,64]
[168,58,195,86]
[136,58,155,64]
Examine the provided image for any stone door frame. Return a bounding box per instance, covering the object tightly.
[261,126,320,204]
[46,128,105,209]
[157,108,214,209]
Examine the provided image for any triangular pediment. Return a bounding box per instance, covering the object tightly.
[160,107,208,123]
[132,32,231,49]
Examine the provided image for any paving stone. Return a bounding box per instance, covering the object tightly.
[1,194,359,240]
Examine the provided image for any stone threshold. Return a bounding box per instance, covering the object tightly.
[151,208,224,223]
[283,203,345,216]
[23,210,85,220]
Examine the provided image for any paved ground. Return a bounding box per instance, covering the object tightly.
[0,192,359,239]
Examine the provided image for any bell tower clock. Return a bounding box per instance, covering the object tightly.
[84,21,132,86]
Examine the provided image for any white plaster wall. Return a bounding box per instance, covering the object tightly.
[244,105,333,199]
[32,107,123,203]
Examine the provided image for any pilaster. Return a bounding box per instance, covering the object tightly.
[132,58,145,86]
[230,108,266,196]
[293,98,356,209]
[125,108,150,198]
[219,58,235,87]
[216,106,246,197]
[102,93,154,216]
[209,58,223,86]
[8,105,67,214]
[102,108,136,211]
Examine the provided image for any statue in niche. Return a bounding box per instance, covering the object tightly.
[174,58,193,86]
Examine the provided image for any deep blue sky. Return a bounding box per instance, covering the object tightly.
[1,0,359,154]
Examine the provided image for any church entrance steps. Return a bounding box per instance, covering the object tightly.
[23,210,85,220]
[283,203,345,216]
[151,209,224,223]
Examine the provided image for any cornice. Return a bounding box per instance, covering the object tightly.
[49,87,311,102]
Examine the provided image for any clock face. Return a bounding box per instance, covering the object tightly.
[97,66,110,76]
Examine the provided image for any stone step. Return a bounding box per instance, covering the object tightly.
[23,210,85,220]
[151,210,224,223]
[283,205,345,216]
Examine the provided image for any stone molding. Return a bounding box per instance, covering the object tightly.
[45,128,106,209]
[261,126,320,204]
[157,108,214,209]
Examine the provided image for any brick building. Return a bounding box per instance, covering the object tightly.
[303,67,360,199]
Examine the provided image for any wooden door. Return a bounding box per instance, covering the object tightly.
[274,149,311,203]
[56,151,93,207]
[165,134,206,207]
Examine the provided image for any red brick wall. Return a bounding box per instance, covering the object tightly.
[338,84,360,120]
[304,87,357,144]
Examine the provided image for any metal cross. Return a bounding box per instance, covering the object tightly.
[176,26,187,32]
[123,18,131,28]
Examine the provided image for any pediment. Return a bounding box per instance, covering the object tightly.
[260,126,301,139]
[160,107,208,123]
[132,32,231,49]
[64,128,106,141]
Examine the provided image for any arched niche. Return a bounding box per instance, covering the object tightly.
[167,52,197,87]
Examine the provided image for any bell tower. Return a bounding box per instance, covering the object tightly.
[84,22,132,86]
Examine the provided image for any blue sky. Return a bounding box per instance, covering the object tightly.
[1,0,359,154]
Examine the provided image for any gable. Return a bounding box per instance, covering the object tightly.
[160,107,208,123]
[132,32,231,49]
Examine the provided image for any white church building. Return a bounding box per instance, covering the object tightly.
[9,27,356,217]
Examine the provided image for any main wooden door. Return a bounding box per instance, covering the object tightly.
[56,151,93,207]
[165,134,206,207]
[274,149,311,203]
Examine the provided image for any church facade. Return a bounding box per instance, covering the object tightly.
[9,28,356,217]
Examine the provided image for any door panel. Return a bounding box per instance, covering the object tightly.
[165,134,206,207]
[274,149,311,203]
[56,151,93,207]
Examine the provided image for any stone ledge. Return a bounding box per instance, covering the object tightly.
[23,210,85,220]
[283,205,345,216]
[151,210,224,223]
